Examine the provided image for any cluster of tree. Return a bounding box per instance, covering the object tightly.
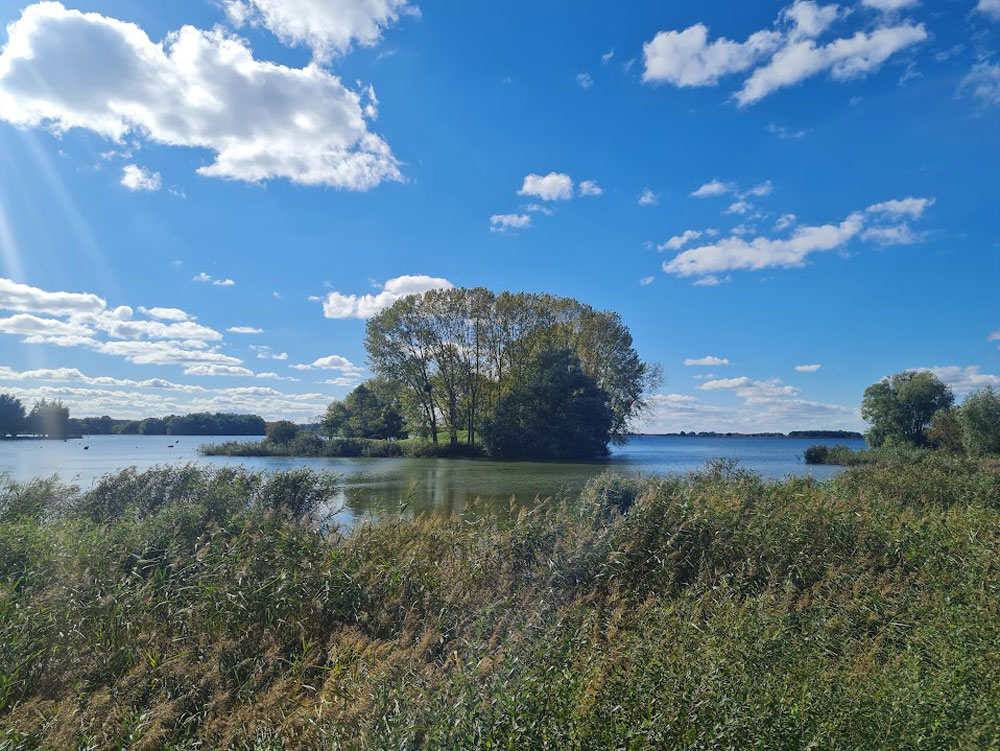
[337,288,657,459]
[861,371,1000,456]
[111,413,266,436]
[0,395,71,439]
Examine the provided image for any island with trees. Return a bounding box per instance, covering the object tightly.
[805,371,1000,464]
[205,288,658,461]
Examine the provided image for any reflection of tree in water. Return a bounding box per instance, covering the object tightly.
[334,458,609,522]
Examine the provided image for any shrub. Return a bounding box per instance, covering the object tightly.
[959,386,1000,457]
[266,420,299,444]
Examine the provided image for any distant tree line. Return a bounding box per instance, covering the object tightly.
[0,398,266,439]
[317,288,658,460]
[104,413,266,436]
[0,395,71,439]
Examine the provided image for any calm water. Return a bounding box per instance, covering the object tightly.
[0,434,865,524]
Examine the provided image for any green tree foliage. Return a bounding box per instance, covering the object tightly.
[27,399,70,439]
[861,371,954,448]
[926,407,964,452]
[266,420,300,444]
[958,386,1000,457]
[139,417,168,435]
[0,394,25,438]
[163,413,266,436]
[365,288,657,448]
[482,348,614,460]
[321,381,405,440]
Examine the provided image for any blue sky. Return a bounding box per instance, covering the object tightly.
[0,0,996,430]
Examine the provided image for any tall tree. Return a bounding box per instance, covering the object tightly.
[861,371,954,447]
[322,381,405,440]
[958,386,1000,457]
[0,394,25,438]
[28,399,70,439]
[482,348,614,460]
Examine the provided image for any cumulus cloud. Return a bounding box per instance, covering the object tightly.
[691,179,734,198]
[862,0,920,10]
[0,313,90,337]
[795,363,822,372]
[227,326,263,334]
[659,230,704,251]
[642,2,927,106]
[639,276,655,286]
[291,354,361,372]
[662,196,932,280]
[736,23,927,105]
[120,164,161,191]
[320,274,453,319]
[911,366,1000,394]
[961,63,1000,106]
[193,272,235,286]
[975,0,1000,20]
[490,213,532,233]
[576,72,594,89]
[0,276,105,315]
[774,213,797,230]
[0,3,401,189]
[685,356,730,366]
[224,0,414,59]
[866,196,934,218]
[518,172,574,201]
[578,180,603,196]
[989,329,1000,342]
[139,306,191,322]
[638,188,658,206]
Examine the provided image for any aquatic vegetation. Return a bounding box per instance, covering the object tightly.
[1,457,999,748]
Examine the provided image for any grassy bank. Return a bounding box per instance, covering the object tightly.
[201,434,484,459]
[3,456,1000,748]
[803,443,939,466]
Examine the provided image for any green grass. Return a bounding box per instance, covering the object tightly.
[2,455,1000,748]
[202,433,484,460]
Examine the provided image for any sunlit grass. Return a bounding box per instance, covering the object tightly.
[1,456,999,748]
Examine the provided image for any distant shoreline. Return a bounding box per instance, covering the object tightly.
[630,431,864,439]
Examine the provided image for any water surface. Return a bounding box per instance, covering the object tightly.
[0,434,865,524]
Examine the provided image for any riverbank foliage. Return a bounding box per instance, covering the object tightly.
[202,434,484,459]
[3,456,1000,748]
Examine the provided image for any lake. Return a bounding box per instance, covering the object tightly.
[0,434,865,525]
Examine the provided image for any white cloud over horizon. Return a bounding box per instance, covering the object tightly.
[685,355,730,366]
[120,164,162,192]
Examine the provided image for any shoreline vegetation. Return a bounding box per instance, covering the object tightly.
[3,456,1000,748]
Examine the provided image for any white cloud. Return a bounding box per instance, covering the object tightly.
[321,274,453,319]
[227,326,263,334]
[795,363,822,372]
[642,4,927,106]
[726,199,752,215]
[700,376,752,390]
[685,356,730,366]
[913,366,1000,394]
[691,179,734,198]
[774,213,797,230]
[578,180,603,196]
[861,223,923,246]
[193,272,235,286]
[658,230,703,251]
[736,23,927,106]
[139,306,191,322]
[742,180,773,197]
[639,276,655,286]
[961,63,1000,106]
[518,172,574,201]
[862,0,920,10]
[257,351,288,360]
[692,275,728,287]
[490,213,532,233]
[224,0,414,59]
[321,376,363,387]
[0,313,90,337]
[291,354,360,372]
[576,73,594,89]
[120,164,162,192]
[976,0,1000,20]
[602,49,615,65]
[988,329,1000,342]
[183,364,255,377]
[642,23,782,87]
[638,188,658,206]
[662,196,931,279]
[767,122,808,139]
[0,3,401,189]
[866,196,934,218]
[0,277,105,315]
